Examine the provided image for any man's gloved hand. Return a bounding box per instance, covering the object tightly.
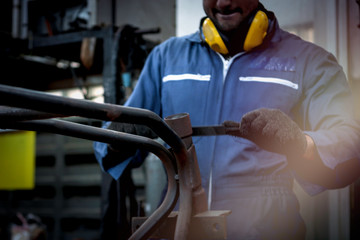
[107,122,158,158]
[223,108,307,156]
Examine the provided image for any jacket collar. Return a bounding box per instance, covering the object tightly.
[184,31,203,43]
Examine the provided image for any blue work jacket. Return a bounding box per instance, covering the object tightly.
[94,16,360,196]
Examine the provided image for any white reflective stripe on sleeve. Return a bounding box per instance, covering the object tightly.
[239,76,299,90]
[163,74,211,82]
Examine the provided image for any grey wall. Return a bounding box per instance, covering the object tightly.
[96,0,175,43]
[116,0,175,42]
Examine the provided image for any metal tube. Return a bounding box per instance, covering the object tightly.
[0,84,192,239]
[165,113,209,240]
[0,119,178,240]
[0,106,66,121]
[0,84,186,153]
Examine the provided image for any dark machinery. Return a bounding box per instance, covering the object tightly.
[0,83,231,239]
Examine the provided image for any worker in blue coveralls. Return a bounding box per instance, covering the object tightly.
[94,0,360,239]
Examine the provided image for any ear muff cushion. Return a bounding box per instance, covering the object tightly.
[243,10,269,51]
[202,18,229,55]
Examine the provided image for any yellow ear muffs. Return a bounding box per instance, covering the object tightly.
[243,10,269,51]
[202,10,269,53]
[202,18,229,55]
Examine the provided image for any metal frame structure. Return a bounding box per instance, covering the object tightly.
[0,84,229,240]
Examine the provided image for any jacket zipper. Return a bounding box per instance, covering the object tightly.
[207,52,245,210]
[217,52,245,83]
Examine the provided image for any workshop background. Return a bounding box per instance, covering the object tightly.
[0,0,359,239]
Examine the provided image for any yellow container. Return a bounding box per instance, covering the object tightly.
[0,131,36,190]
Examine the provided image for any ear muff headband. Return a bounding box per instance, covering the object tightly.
[202,10,269,53]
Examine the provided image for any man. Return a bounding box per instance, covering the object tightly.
[94,0,360,239]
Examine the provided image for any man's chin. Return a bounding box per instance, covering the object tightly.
[216,22,241,33]
[214,16,243,32]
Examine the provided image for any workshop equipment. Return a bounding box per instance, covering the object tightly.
[0,83,232,239]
